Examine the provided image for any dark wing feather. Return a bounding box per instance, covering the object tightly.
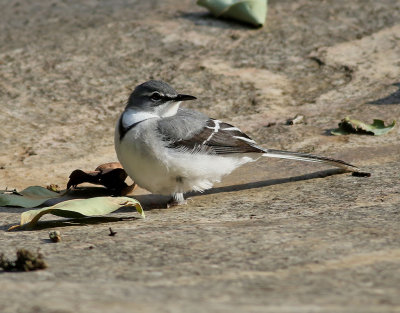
[157,109,263,155]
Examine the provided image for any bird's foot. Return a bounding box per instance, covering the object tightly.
[166,198,187,208]
[167,193,188,208]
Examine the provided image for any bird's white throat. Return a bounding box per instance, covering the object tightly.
[157,101,182,118]
[122,101,182,128]
[122,109,159,128]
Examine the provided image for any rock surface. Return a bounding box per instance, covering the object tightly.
[0,0,399,312]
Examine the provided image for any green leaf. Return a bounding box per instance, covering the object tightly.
[331,117,396,136]
[197,0,268,27]
[0,186,63,208]
[9,196,144,230]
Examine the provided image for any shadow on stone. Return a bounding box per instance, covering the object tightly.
[136,168,347,209]
[178,11,256,30]
[2,216,139,232]
[197,168,346,196]
[367,82,400,105]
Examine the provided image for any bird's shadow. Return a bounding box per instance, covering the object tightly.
[178,11,260,30]
[367,82,400,105]
[136,168,347,210]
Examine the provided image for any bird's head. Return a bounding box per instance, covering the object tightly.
[126,80,196,117]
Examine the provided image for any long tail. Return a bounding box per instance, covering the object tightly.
[261,148,358,172]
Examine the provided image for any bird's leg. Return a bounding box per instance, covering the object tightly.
[167,192,187,208]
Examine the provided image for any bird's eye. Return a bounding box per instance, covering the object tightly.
[151,93,162,101]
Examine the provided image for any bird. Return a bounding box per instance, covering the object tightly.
[115,80,358,206]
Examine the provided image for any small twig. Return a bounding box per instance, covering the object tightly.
[352,172,371,177]
[108,227,117,236]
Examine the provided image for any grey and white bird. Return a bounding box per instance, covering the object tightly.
[115,80,358,206]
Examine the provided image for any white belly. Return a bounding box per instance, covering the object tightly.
[115,118,257,195]
[115,123,176,194]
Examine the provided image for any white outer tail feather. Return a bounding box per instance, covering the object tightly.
[261,148,358,172]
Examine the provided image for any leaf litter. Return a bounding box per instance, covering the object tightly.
[0,163,136,208]
[331,117,396,136]
[0,186,65,208]
[67,162,136,196]
[8,196,144,231]
[197,0,268,27]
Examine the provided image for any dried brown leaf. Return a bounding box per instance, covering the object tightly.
[95,162,124,172]
[67,162,135,196]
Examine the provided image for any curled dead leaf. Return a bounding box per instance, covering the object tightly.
[197,0,268,27]
[0,186,64,208]
[95,162,123,172]
[331,117,396,136]
[8,196,144,230]
[67,162,136,196]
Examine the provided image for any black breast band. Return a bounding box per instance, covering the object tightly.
[119,118,143,141]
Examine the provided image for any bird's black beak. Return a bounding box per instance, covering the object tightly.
[174,94,197,101]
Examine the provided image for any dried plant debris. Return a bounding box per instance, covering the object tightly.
[108,227,117,236]
[46,184,61,192]
[8,196,144,231]
[197,0,268,27]
[0,186,64,208]
[0,163,135,208]
[286,115,304,125]
[331,117,396,136]
[0,249,47,272]
[352,172,372,177]
[49,230,61,242]
[67,162,135,195]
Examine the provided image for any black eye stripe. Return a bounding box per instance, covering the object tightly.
[150,92,177,102]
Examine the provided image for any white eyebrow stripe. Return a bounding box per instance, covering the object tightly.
[221,127,241,131]
[203,120,221,144]
[233,136,256,144]
[145,91,163,96]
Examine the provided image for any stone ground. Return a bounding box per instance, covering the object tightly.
[0,0,400,312]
